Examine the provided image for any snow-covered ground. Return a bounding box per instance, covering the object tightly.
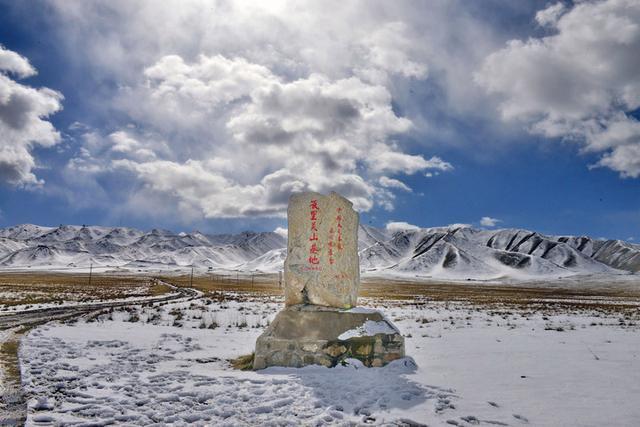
[18,293,640,426]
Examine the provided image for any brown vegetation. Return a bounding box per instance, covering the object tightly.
[0,335,21,384]
[159,273,282,296]
[0,272,171,307]
[161,273,640,313]
[230,353,255,370]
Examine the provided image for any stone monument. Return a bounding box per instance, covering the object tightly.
[253,191,405,369]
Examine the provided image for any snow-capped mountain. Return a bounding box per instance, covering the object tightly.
[0,224,638,280]
[0,224,285,272]
[358,225,638,280]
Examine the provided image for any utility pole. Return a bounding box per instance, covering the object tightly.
[88,263,93,286]
[190,266,194,288]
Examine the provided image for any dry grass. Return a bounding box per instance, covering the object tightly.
[148,281,173,297]
[359,278,640,316]
[230,353,255,370]
[1,271,637,312]
[162,273,640,312]
[0,272,150,287]
[0,273,170,307]
[0,323,40,389]
[159,273,283,296]
[360,278,636,300]
[0,337,21,384]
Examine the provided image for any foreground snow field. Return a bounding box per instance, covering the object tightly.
[18,291,640,426]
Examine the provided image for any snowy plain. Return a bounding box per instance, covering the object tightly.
[18,291,640,426]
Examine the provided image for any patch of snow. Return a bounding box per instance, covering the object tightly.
[346,307,378,314]
[338,320,398,340]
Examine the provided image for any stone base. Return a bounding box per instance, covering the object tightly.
[253,304,405,370]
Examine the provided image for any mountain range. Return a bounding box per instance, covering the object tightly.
[1,224,639,280]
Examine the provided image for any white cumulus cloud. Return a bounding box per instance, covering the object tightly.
[273,227,288,239]
[0,45,63,186]
[0,46,36,78]
[33,0,541,223]
[476,0,640,178]
[480,216,501,227]
[378,176,412,192]
[63,18,452,218]
[385,221,420,232]
[535,2,566,27]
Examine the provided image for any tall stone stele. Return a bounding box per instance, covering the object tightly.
[253,191,405,369]
[284,191,359,309]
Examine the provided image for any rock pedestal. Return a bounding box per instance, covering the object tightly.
[253,191,406,370]
[253,305,405,369]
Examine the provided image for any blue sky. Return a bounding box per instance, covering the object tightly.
[0,0,638,240]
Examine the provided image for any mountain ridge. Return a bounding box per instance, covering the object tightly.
[0,223,638,280]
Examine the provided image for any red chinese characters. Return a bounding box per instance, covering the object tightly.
[328,236,335,265]
[336,207,343,251]
[327,206,344,265]
[307,199,321,270]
